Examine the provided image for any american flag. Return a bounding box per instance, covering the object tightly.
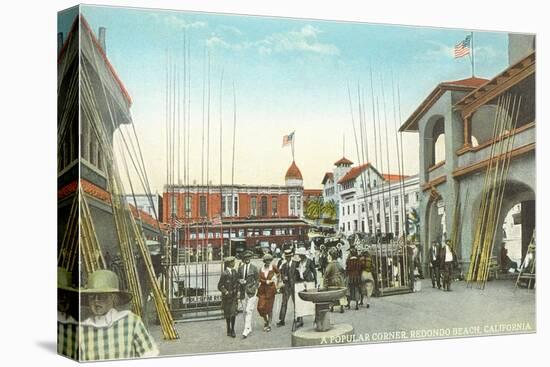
[211,215,222,226]
[282,131,294,147]
[454,35,471,58]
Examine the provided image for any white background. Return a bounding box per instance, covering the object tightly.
[0,0,546,366]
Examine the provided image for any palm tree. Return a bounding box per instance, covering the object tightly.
[305,197,323,223]
[322,200,337,221]
[407,208,420,242]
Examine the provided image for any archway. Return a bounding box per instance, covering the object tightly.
[468,179,535,272]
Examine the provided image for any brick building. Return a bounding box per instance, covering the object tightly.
[162,161,313,249]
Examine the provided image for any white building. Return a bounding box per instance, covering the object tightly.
[124,193,163,222]
[323,160,419,237]
[321,157,354,221]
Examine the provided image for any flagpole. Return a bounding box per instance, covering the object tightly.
[470,31,475,77]
[291,131,295,161]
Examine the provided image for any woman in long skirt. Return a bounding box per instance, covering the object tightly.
[346,248,365,310]
[257,254,279,332]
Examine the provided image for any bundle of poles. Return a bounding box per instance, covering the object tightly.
[346,69,411,293]
[466,94,522,289]
[78,27,178,339]
[163,31,238,316]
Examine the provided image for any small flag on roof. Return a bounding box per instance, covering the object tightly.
[282,131,294,147]
[454,35,471,58]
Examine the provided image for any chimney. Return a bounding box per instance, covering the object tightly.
[98,27,106,54]
[57,32,64,55]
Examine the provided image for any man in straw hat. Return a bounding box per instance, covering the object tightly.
[237,251,259,338]
[57,267,79,359]
[218,256,240,338]
[276,248,297,327]
[79,269,159,360]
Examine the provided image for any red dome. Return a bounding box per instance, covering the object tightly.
[285,161,303,180]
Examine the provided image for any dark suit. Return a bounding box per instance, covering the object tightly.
[278,259,298,323]
[428,245,441,288]
[296,258,317,284]
[217,268,239,318]
[237,262,259,299]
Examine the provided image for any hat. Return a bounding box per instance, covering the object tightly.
[292,254,301,262]
[81,270,132,305]
[58,267,77,293]
[262,253,274,262]
[242,251,254,259]
[224,256,236,263]
[295,247,307,256]
[283,249,293,256]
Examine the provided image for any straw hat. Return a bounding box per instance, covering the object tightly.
[295,247,307,256]
[57,267,77,293]
[81,270,132,305]
[283,249,293,256]
[224,256,236,263]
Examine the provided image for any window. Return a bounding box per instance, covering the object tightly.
[385,199,389,208]
[185,196,192,215]
[262,229,272,236]
[385,216,390,233]
[394,215,400,237]
[353,204,356,214]
[199,196,207,217]
[369,202,373,211]
[394,196,399,206]
[271,197,278,216]
[354,220,358,231]
[415,192,419,201]
[260,196,268,217]
[361,220,365,232]
[376,201,380,210]
[347,222,351,231]
[347,206,350,215]
[251,196,257,216]
[405,194,409,205]
[368,219,373,233]
[376,213,380,224]
[233,195,239,216]
[361,204,365,213]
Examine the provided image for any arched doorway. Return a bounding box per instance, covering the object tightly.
[468,179,535,272]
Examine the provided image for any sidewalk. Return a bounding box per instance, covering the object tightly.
[151,279,535,356]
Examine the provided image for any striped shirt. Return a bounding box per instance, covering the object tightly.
[57,312,79,360]
[57,309,159,361]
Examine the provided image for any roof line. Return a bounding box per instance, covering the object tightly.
[399,80,486,132]
[58,14,132,106]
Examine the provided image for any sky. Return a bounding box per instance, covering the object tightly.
[59,4,511,193]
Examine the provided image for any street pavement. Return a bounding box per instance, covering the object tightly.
[150,278,535,356]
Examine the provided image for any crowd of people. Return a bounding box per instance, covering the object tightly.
[217,240,378,338]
